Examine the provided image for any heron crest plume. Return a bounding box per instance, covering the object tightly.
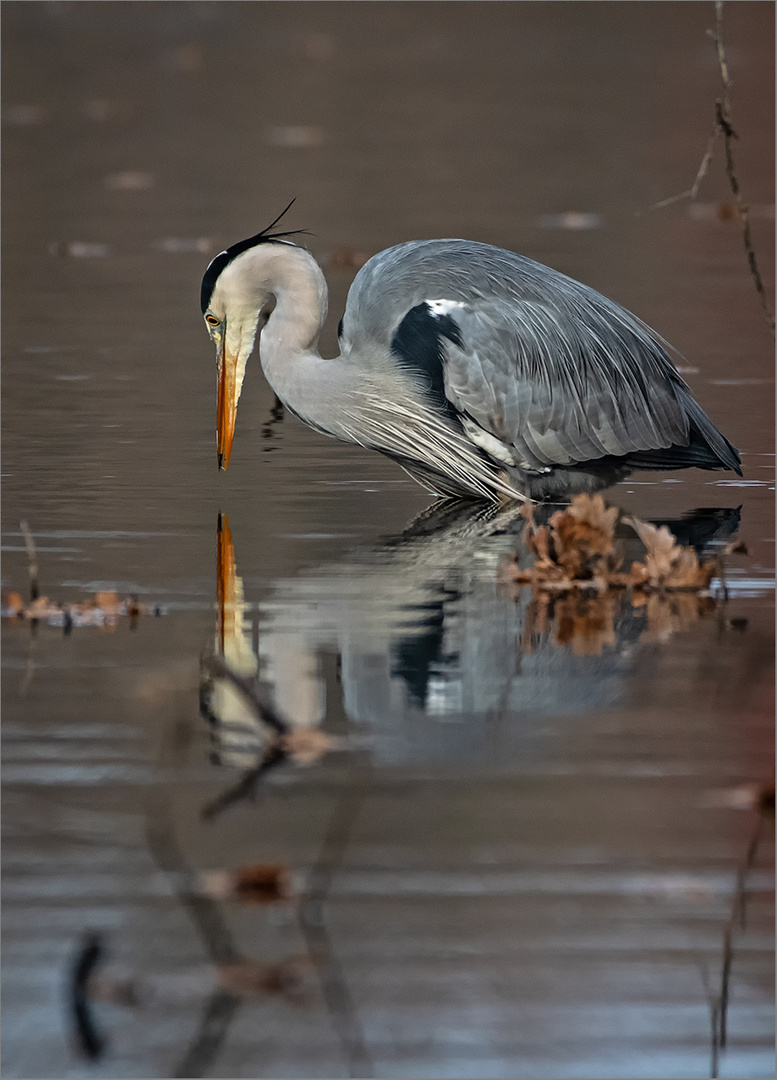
[200,198,309,314]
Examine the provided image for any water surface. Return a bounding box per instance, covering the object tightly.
[2,4,774,1078]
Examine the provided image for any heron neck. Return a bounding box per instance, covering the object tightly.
[259,247,329,377]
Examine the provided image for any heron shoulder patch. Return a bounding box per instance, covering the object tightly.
[390,302,464,413]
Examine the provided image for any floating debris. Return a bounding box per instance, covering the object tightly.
[1,590,157,627]
[82,99,134,123]
[216,957,311,1000]
[153,236,213,254]
[104,171,154,191]
[688,201,775,222]
[325,247,371,272]
[536,211,603,230]
[4,103,47,126]
[294,32,335,62]
[49,241,110,259]
[197,864,293,905]
[264,125,326,149]
[166,43,204,73]
[702,781,775,812]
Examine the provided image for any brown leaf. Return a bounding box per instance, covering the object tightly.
[233,864,293,903]
[566,493,620,541]
[724,539,748,555]
[626,517,716,590]
[517,495,621,585]
[197,864,293,904]
[96,591,121,618]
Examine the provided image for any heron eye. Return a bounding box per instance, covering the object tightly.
[206,314,220,327]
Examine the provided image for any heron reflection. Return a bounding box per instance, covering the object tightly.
[201,502,738,785]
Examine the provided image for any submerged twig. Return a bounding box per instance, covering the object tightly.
[146,712,243,1077]
[710,782,774,1075]
[298,774,374,1079]
[200,652,288,735]
[200,745,288,821]
[711,2,774,332]
[69,933,106,1061]
[645,125,719,212]
[171,990,241,1080]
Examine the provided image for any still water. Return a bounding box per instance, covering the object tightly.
[2,4,774,1078]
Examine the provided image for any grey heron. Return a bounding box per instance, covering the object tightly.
[201,206,741,501]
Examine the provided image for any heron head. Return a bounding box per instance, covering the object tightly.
[202,252,271,471]
[200,201,305,470]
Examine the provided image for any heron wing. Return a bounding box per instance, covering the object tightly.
[436,296,736,472]
[342,239,739,475]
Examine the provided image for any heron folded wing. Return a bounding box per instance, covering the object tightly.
[438,297,696,471]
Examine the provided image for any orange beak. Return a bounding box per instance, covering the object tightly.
[217,339,238,470]
[216,512,236,652]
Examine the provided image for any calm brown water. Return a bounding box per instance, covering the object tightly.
[2,4,774,1078]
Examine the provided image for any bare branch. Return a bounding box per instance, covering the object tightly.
[644,2,774,334]
[712,3,774,332]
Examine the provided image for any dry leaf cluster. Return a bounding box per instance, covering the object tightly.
[504,495,624,590]
[2,589,156,627]
[503,494,728,594]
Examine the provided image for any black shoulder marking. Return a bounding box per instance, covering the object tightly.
[390,302,464,414]
[337,318,344,339]
[200,198,309,313]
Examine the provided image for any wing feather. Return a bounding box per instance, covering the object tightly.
[439,296,697,470]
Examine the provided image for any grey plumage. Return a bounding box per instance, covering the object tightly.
[202,228,741,501]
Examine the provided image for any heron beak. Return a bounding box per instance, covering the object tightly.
[217,339,238,470]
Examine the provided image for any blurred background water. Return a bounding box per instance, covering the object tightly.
[2,3,774,1078]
